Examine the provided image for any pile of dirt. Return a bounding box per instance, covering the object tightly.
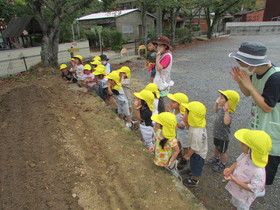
[0,75,205,209]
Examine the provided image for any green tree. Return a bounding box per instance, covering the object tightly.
[24,0,97,67]
[201,0,242,39]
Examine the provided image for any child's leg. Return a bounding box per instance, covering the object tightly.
[220,152,228,165]
[183,153,204,186]
[212,140,229,172]
[183,147,189,156]
[214,146,220,159]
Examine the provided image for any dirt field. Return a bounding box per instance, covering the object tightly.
[0,72,204,209]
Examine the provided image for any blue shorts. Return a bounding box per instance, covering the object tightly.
[150,67,156,78]
[190,153,205,177]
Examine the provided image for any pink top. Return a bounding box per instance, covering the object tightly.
[159,51,171,69]
[225,153,265,205]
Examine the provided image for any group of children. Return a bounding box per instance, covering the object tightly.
[59,46,272,209]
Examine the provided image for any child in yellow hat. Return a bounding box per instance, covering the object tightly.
[82,64,95,92]
[134,89,155,148]
[150,112,181,179]
[207,90,240,172]
[93,65,109,102]
[181,101,208,186]
[144,83,160,115]
[90,60,101,69]
[72,55,84,87]
[224,129,272,209]
[166,93,189,170]
[69,57,76,73]
[106,71,132,127]
[60,63,77,84]
[118,66,132,113]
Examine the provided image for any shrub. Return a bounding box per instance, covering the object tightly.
[192,25,201,31]
[86,28,123,50]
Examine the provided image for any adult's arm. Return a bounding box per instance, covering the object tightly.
[233,68,273,113]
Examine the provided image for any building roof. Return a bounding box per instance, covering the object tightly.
[2,16,42,37]
[76,8,154,21]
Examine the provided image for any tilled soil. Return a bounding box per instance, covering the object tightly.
[0,76,204,209]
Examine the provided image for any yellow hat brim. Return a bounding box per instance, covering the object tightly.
[134,92,154,111]
[234,129,270,168]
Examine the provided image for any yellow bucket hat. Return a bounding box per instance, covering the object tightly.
[60,64,67,70]
[151,112,177,139]
[93,56,101,62]
[83,64,92,71]
[117,66,131,78]
[167,93,189,114]
[73,55,83,61]
[134,90,155,111]
[70,57,75,61]
[234,129,272,168]
[90,60,101,66]
[93,65,106,75]
[218,90,240,113]
[145,83,160,98]
[182,101,206,128]
[105,71,121,86]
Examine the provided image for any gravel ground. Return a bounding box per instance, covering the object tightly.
[133,35,280,209]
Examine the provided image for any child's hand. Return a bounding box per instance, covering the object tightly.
[167,159,173,167]
[223,168,231,176]
[223,102,229,112]
[149,144,155,152]
[224,174,232,181]
[216,97,220,104]
[183,154,190,160]
[182,113,188,124]
[177,123,185,129]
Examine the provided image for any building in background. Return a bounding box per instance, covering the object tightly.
[263,0,280,21]
[76,8,155,41]
[2,16,42,49]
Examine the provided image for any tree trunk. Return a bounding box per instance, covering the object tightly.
[40,18,60,67]
[156,8,162,37]
[170,7,180,46]
[140,2,147,44]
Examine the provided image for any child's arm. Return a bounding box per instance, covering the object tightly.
[223,102,231,125]
[225,174,252,192]
[168,144,180,166]
[135,107,142,121]
[144,59,149,70]
[149,142,156,152]
[214,98,219,112]
[224,162,237,177]
[183,148,195,160]
[177,123,185,129]
[107,81,113,96]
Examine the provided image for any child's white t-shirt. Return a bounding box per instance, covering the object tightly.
[75,64,84,80]
[152,98,159,115]
[188,126,208,159]
[98,78,108,89]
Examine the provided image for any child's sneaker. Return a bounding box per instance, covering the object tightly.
[183,178,199,187]
[256,189,265,197]
[177,158,187,170]
[206,157,220,165]
[212,162,226,172]
[125,122,132,128]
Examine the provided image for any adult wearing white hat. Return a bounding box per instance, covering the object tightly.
[229,41,280,185]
